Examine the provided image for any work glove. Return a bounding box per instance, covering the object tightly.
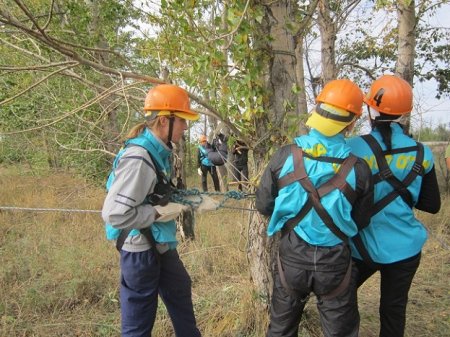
[183,195,220,212]
[154,202,188,222]
[197,167,202,176]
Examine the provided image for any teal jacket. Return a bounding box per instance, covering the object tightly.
[256,130,372,247]
[198,145,213,166]
[346,123,435,263]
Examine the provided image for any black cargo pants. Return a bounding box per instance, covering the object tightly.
[267,231,359,337]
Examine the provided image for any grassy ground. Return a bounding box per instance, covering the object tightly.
[0,165,449,337]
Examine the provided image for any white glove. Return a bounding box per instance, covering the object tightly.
[183,195,220,213]
[197,167,202,176]
[154,203,188,222]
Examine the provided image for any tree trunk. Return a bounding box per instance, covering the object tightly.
[85,0,120,152]
[318,0,337,84]
[248,0,297,306]
[295,38,309,135]
[395,0,416,133]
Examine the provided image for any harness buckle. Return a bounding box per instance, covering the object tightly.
[378,168,393,180]
[411,162,423,175]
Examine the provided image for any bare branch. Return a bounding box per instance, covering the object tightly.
[0,63,78,106]
[0,81,146,136]
[0,61,77,71]
[54,134,116,157]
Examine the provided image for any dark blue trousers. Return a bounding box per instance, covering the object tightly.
[120,249,201,337]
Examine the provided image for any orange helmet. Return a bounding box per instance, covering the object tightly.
[316,79,364,116]
[364,75,413,116]
[144,84,199,121]
[199,135,207,143]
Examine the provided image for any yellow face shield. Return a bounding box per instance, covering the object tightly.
[306,103,356,137]
[145,110,199,121]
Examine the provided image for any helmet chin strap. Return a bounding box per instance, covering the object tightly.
[166,115,175,149]
[368,105,402,127]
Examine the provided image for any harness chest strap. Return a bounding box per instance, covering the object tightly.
[278,145,357,242]
[361,134,424,215]
[114,146,173,258]
[276,145,357,300]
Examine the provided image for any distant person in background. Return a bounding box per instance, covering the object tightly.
[445,143,450,170]
[197,135,220,192]
[210,131,229,192]
[347,75,441,337]
[102,84,202,337]
[232,139,249,191]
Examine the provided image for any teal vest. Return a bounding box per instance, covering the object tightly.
[105,129,172,240]
[199,145,213,166]
[268,130,358,246]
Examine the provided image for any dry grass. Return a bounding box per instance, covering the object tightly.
[0,165,449,337]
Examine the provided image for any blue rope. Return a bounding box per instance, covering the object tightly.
[170,188,204,208]
[170,188,251,210]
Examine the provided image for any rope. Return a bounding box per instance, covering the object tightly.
[0,189,257,214]
[171,188,254,211]
[170,188,204,208]
[0,206,101,213]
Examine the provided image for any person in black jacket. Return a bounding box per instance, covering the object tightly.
[232,139,249,191]
[256,79,373,337]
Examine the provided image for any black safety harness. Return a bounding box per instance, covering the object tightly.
[276,145,359,300]
[115,145,174,259]
[361,134,424,213]
[351,134,425,268]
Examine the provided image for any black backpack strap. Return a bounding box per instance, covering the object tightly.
[277,144,308,190]
[316,155,358,204]
[401,141,424,186]
[116,227,160,263]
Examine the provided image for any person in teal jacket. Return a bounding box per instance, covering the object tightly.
[102,84,202,337]
[197,134,220,192]
[346,75,441,337]
[256,79,373,337]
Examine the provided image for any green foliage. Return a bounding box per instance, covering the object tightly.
[413,123,450,142]
[2,0,450,185]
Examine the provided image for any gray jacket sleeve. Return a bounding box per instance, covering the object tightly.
[102,146,159,230]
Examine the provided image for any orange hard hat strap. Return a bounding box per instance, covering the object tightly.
[166,114,175,149]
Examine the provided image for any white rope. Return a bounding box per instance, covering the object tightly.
[0,206,101,214]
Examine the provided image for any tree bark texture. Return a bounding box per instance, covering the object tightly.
[248,0,297,305]
[318,0,337,84]
[395,0,416,133]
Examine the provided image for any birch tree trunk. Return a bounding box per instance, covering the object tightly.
[318,0,337,84]
[395,0,416,133]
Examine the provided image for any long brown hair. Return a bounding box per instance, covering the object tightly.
[125,118,162,140]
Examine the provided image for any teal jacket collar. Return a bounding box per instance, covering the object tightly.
[125,128,172,175]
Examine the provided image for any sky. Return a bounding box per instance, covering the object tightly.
[344,2,450,130]
[412,3,450,129]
